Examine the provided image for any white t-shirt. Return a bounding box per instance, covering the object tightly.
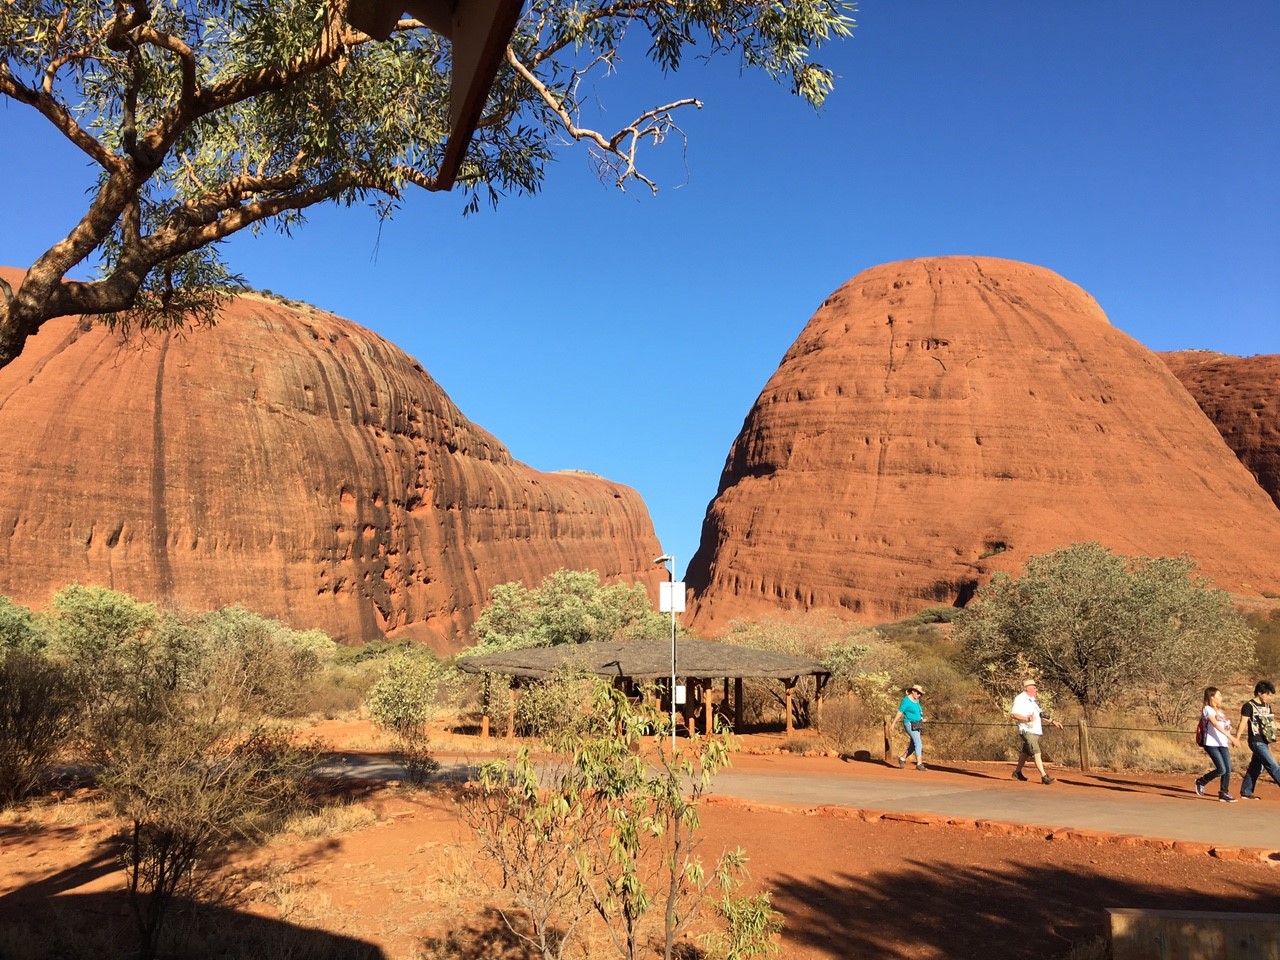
[1012,691,1043,735]
[1202,705,1232,748]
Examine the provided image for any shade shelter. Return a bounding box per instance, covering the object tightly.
[456,638,831,738]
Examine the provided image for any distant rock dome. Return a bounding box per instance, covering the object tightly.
[686,256,1280,633]
[0,268,662,651]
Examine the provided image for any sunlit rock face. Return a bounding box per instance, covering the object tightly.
[0,268,663,651]
[686,257,1280,634]
[1161,350,1280,510]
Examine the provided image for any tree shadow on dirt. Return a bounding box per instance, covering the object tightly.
[768,856,1278,960]
[0,832,383,959]
[0,889,386,959]
[417,908,552,960]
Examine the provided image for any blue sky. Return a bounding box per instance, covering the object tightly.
[1,1,1277,579]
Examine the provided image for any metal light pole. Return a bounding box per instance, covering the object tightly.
[654,554,683,751]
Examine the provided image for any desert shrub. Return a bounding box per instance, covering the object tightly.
[366,651,461,783]
[37,589,327,960]
[816,697,873,756]
[104,730,321,960]
[0,595,42,656]
[723,612,880,727]
[0,650,81,807]
[703,886,784,960]
[192,606,334,719]
[511,670,599,738]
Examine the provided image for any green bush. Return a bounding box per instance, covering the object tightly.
[0,651,81,806]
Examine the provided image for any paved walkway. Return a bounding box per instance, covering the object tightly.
[710,754,1280,851]
[320,751,1280,853]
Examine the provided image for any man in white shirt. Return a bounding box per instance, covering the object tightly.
[1011,679,1062,784]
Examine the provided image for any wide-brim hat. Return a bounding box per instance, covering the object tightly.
[907,684,925,695]
[1022,678,1039,688]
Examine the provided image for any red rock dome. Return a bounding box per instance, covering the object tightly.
[0,269,662,651]
[686,257,1280,633]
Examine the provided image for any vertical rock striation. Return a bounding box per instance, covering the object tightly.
[686,257,1280,634]
[0,269,662,651]
[1161,350,1280,510]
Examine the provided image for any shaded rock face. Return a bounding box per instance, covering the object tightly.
[1160,350,1280,510]
[686,257,1280,634]
[0,269,662,650]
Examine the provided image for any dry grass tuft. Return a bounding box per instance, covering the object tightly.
[283,803,378,838]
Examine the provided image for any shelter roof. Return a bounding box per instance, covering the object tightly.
[455,638,828,681]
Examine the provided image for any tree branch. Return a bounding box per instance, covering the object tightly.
[0,66,122,171]
[505,45,699,191]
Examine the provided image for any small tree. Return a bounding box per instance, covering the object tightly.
[39,590,326,960]
[365,651,459,783]
[463,679,772,960]
[956,542,1254,720]
[471,569,669,652]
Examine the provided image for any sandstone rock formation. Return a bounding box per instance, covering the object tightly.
[0,268,662,651]
[1161,350,1280,510]
[685,257,1280,634]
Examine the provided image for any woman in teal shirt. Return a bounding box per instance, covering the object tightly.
[893,684,927,770]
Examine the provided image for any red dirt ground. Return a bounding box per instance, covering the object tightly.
[2,722,1277,959]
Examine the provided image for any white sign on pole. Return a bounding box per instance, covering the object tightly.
[674,684,687,705]
[659,581,686,613]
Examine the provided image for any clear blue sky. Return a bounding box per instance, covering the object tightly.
[2,1,1277,579]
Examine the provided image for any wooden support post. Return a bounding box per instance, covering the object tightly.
[785,680,795,735]
[1078,716,1091,772]
[814,674,828,731]
[481,714,490,739]
[506,685,516,739]
[734,677,744,732]
[883,717,893,764]
[703,683,713,736]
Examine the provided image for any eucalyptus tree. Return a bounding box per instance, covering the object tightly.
[956,542,1254,721]
[0,0,855,368]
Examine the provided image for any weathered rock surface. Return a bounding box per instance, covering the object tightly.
[686,257,1280,633]
[0,268,662,650]
[1160,350,1280,510]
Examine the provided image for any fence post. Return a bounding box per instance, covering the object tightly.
[1077,716,1091,772]
[882,717,893,764]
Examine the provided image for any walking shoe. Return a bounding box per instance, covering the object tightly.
[1241,793,1259,800]
[1194,781,1206,797]
[1219,793,1237,803]
[1041,775,1055,785]
[916,763,928,771]
[1012,770,1028,781]
[896,757,906,769]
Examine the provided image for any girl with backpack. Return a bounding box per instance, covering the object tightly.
[1194,687,1240,802]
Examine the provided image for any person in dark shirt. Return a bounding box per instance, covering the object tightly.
[1240,680,1280,800]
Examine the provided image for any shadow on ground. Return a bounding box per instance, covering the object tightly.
[769,857,1278,960]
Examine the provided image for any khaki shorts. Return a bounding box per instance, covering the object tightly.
[1019,731,1042,757]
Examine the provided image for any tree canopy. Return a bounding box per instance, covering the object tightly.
[0,0,855,368]
[956,542,1255,721]
[470,567,668,651]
